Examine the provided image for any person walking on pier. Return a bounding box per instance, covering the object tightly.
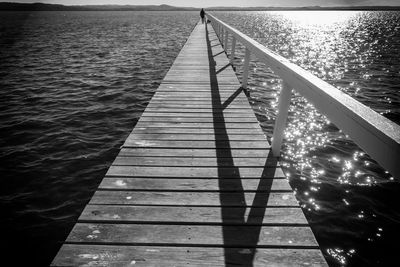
[200,8,205,23]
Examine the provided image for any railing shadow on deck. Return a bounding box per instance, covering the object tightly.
[213,51,225,57]
[216,63,231,74]
[206,23,278,267]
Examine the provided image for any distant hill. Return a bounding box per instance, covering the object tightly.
[0,3,196,11]
[0,2,399,11]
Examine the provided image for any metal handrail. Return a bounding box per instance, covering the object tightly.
[207,13,400,179]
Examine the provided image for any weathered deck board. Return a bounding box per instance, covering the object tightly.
[138,117,258,123]
[125,133,267,141]
[130,128,266,135]
[134,122,262,129]
[89,191,298,206]
[142,112,258,117]
[122,140,269,149]
[118,147,271,157]
[144,107,255,111]
[105,166,283,178]
[99,177,290,191]
[111,156,278,166]
[54,245,326,267]
[52,21,327,266]
[67,224,318,247]
[80,205,307,224]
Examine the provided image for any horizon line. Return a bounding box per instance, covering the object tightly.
[1,2,400,8]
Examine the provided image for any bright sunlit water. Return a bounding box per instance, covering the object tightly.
[213,10,400,266]
[0,10,399,266]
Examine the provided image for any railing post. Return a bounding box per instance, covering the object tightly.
[224,31,229,50]
[271,82,292,156]
[242,48,251,89]
[221,28,224,45]
[230,37,236,64]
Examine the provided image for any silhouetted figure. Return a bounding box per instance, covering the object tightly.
[200,8,205,24]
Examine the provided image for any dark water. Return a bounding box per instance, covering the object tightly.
[0,11,197,265]
[0,10,399,266]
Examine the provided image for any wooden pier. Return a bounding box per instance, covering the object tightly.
[52,22,327,266]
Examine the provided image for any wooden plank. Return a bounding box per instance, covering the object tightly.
[162,77,238,82]
[145,102,251,106]
[130,127,266,135]
[143,107,252,113]
[66,223,318,247]
[164,72,235,77]
[145,102,250,106]
[152,90,245,94]
[150,98,248,102]
[154,91,244,94]
[125,133,266,141]
[144,107,253,111]
[148,98,247,102]
[99,178,290,191]
[89,191,297,207]
[122,140,269,149]
[143,109,256,114]
[155,89,244,92]
[118,148,271,158]
[138,117,258,123]
[142,112,257,118]
[53,245,327,267]
[151,94,248,99]
[106,166,284,178]
[152,95,245,99]
[156,88,244,91]
[147,101,250,105]
[161,78,238,83]
[80,205,307,225]
[157,83,239,87]
[164,62,232,68]
[129,128,265,135]
[134,122,261,129]
[111,156,277,167]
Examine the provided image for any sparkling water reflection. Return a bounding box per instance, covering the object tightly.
[214,11,400,266]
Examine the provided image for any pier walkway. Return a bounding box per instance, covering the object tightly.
[52,22,327,266]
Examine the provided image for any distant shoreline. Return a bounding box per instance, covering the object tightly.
[0,2,400,11]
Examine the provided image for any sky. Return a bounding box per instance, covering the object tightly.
[9,0,400,7]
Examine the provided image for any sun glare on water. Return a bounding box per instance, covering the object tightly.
[274,10,361,26]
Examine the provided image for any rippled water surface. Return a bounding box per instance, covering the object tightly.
[213,11,400,266]
[0,11,197,265]
[1,10,399,266]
